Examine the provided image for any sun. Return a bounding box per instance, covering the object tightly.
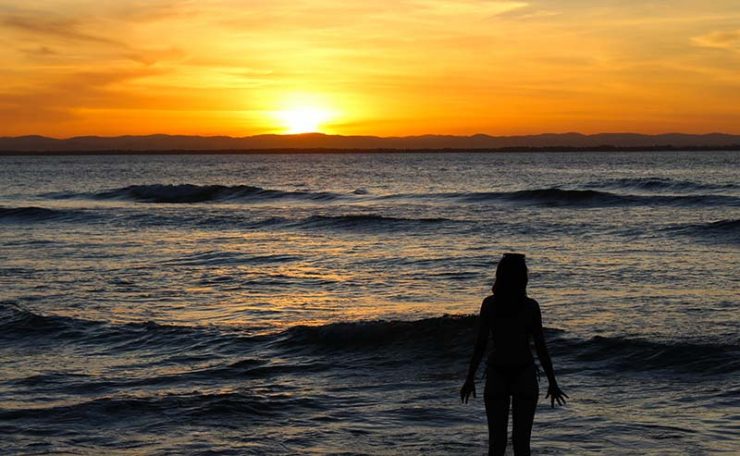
[277,107,332,134]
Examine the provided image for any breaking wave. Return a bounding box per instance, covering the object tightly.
[36,183,740,208]
[0,391,323,426]
[2,303,736,376]
[582,177,738,192]
[46,184,341,203]
[444,188,740,207]
[0,206,93,222]
[289,214,455,230]
[663,219,740,244]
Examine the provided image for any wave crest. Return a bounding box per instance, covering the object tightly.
[558,334,740,375]
[583,177,738,192]
[0,391,321,425]
[48,184,341,204]
[451,188,740,207]
[3,303,736,376]
[0,206,91,222]
[292,214,454,230]
[663,219,740,244]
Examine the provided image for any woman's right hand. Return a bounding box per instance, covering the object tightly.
[545,384,568,408]
[460,378,476,404]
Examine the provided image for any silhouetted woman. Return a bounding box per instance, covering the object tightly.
[461,253,567,456]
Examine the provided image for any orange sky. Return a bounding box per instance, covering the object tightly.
[1,0,739,137]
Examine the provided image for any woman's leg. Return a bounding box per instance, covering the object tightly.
[511,365,539,456]
[484,371,510,456]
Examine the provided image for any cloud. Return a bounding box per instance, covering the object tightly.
[112,0,198,22]
[412,0,529,17]
[0,67,167,114]
[692,30,740,51]
[125,47,187,66]
[2,15,122,46]
[496,6,560,20]
[0,68,138,134]
[20,45,58,57]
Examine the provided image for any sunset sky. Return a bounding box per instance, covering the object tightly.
[1,0,739,137]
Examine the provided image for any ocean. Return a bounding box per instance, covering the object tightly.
[0,151,738,455]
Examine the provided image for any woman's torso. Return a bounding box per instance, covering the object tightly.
[483,295,537,368]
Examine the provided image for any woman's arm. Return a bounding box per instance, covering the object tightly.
[461,299,490,403]
[532,300,568,407]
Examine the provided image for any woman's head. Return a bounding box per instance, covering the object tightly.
[492,253,528,298]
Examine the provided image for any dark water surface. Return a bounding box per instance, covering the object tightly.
[0,152,738,454]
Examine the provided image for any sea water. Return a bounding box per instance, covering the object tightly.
[0,151,738,455]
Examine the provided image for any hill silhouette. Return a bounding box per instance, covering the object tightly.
[1,132,739,153]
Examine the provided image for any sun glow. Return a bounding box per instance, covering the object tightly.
[276,107,333,134]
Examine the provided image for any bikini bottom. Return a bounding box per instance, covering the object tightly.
[485,363,539,398]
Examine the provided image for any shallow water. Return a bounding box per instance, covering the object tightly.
[0,151,738,454]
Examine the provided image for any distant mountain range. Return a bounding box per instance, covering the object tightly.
[1,133,739,153]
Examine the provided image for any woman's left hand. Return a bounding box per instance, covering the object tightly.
[460,379,476,404]
[545,384,569,408]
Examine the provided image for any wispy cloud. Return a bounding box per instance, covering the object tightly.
[125,47,187,66]
[692,30,740,51]
[2,15,123,46]
[19,45,58,58]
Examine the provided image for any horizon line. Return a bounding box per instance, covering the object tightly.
[3,131,740,140]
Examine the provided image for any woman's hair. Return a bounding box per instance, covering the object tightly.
[492,253,528,298]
